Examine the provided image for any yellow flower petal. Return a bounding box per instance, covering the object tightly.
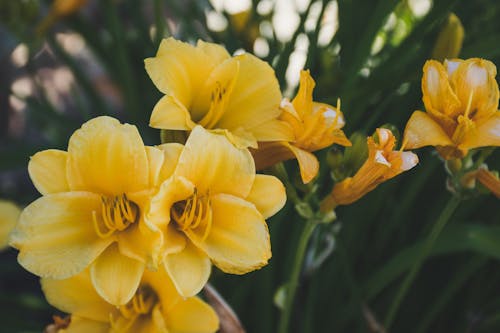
[247,119,295,142]
[163,224,187,255]
[117,222,162,270]
[461,112,500,149]
[59,317,109,333]
[196,39,231,65]
[246,174,286,219]
[0,200,20,249]
[251,141,295,171]
[287,144,320,184]
[10,192,113,279]
[166,297,220,333]
[156,143,184,182]
[149,95,197,130]
[217,54,282,134]
[422,60,461,117]
[175,126,255,197]
[450,58,499,119]
[192,193,271,274]
[145,38,211,108]
[41,272,115,322]
[147,176,194,229]
[292,70,315,118]
[67,116,149,196]
[403,110,453,149]
[164,241,211,297]
[90,244,145,306]
[28,149,69,194]
[145,146,164,187]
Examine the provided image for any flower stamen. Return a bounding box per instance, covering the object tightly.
[93,194,139,238]
[171,189,213,241]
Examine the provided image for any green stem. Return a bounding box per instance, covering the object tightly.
[384,195,462,330]
[278,220,317,333]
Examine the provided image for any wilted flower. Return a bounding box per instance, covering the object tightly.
[145,38,293,148]
[0,200,20,250]
[321,128,418,209]
[403,58,500,159]
[148,126,286,297]
[252,70,351,183]
[42,267,219,333]
[11,116,173,306]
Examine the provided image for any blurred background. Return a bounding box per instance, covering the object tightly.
[1,0,500,332]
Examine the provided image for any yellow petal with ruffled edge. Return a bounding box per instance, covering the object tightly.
[0,201,20,249]
[67,116,149,196]
[288,143,320,184]
[461,112,500,149]
[59,317,109,333]
[149,95,197,130]
[450,58,499,120]
[90,244,145,306]
[164,241,211,297]
[174,126,255,197]
[403,110,453,149]
[422,60,461,118]
[41,272,116,322]
[217,54,283,139]
[190,193,270,274]
[28,149,69,194]
[246,175,286,219]
[166,297,220,333]
[10,192,113,279]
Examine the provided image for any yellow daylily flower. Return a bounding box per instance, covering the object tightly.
[321,128,418,209]
[10,116,180,306]
[145,38,294,148]
[41,267,219,333]
[252,70,351,183]
[147,126,286,297]
[0,200,20,250]
[403,58,500,159]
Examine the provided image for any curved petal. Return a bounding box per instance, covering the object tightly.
[142,266,182,312]
[145,38,207,107]
[67,116,149,196]
[287,144,320,184]
[421,60,460,117]
[10,192,113,279]
[403,111,453,149]
[60,317,109,333]
[90,244,145,306]
[245,175,286,219]
[147,176,194,230]
[217,53,282,131]
[145,146,164,188]
[451,58,499,119]
[248,119,295,142]
[292,70,315,118]
[191,194,271,274]
[196,39,230,65]
[175,126,255,197]
[462,112,500,149]
[41,273,115,322]
[117,221,163,270]
[251,141,295,171]
[157,143,184,182]
[150,95,196,130]
[28,149,69,194]
[164,242,211,297]
[0,200,20,249]
[166,297,219,333]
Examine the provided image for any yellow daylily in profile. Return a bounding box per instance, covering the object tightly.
[42,267,219,333]
[0,200,20,250]
[10,116,180,306]
[403,58,500,159]
[147,126,286,297]
[321,128,418,209]
[145,38,293,148]
[252,70,351,183]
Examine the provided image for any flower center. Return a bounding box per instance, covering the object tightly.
[171,188,212,240]
[92,194,139,238]
[110,285,158,332]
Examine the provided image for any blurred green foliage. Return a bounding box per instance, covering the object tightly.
[1,0,499,332]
